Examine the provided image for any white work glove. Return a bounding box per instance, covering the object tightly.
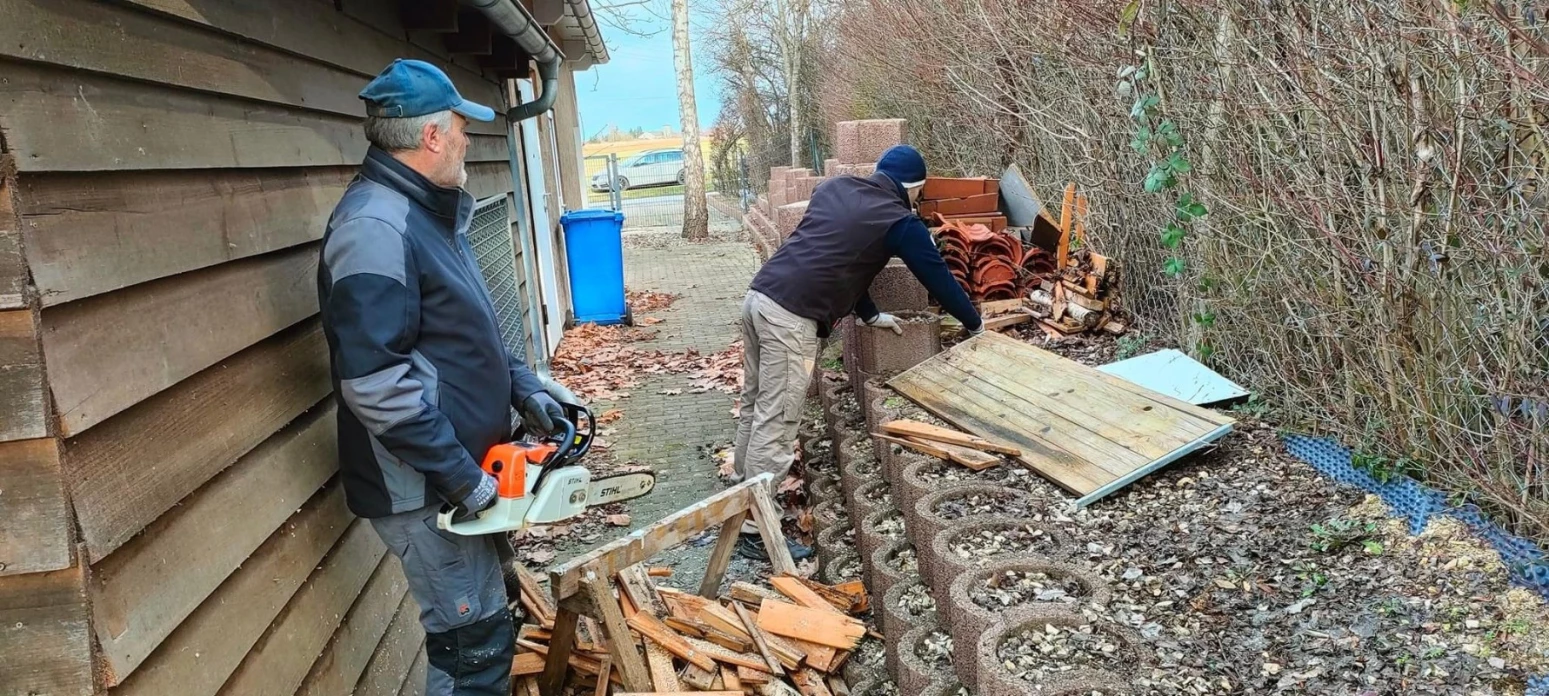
[862,312,905,336]
[968,324,986,337]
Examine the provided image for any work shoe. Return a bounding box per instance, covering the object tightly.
[735,533,813,562]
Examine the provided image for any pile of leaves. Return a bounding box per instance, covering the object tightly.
[624,288,680,313]
[550,325,742,402]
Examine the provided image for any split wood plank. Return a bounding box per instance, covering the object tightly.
[664,617,708,638]
[550,474,773,599]
[733,600,785,676]
[512,652,547,677]
[593,657,612,696]
[515,563,557,629]
[681,663,718,690]
[0,563,92,696]
[737,666,772,685]
[755,599,865,651]
[881,420,1021,455]
[294,559,412,696]
[0,309,46,442]
[627,612,716,671]
[723,666,742,690]
[829,676,851,696]
[520,635,615,680]
[748,481,798,574]
[340,589,424,696]
[770,577,840,613]
[43,244,320,436]
[1074,194,1089,247]
[0,437,70,576]
[792,578,864,614]
[91,406,336,678]
[978,298,1026,315]
[682,635,773,671]
[698,511,748,598]
[792,669,835,696]
[538,607,581,696]
[0,159,26,310]
[889,332,1233,505]
[1056,183,1076,270]
[702,626,755,653]
[580,573,652,693]
[618,564,670,616]
[18,168,349,307]
[65,320,331,562]
[983,312,1034,331]
[644,639,682,691]
[113,493,363,694]
[874,434,1000,471]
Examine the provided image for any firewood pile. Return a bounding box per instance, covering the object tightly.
[510,564,873,695]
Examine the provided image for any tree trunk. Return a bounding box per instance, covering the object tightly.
[673,0,710,240]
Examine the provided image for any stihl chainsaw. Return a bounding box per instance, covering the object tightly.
[437,402,656,536]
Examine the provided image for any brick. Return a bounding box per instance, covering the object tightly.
[835,121,862,165]
[855,119,909,164]
[922,177,990,201]
[867,260,929,312]
[775,201,808,241]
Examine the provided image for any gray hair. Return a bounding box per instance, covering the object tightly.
[363,110,455,152]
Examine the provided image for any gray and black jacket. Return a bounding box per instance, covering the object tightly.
[319,147,544,518]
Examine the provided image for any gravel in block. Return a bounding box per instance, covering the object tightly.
[857,508,909,581]
[921,679,975,696]
[817,522,857,571]
[849,478,895,525]
[946,560,1109,689]
[899,622,956,696]
[845,635,890,686]
[856,311,941,375]
[811,473,841,503]
[911,485,1035,553]
[923,517,1069,592]
[976,615,1139,696]
[850,677,901,696]
[823,550,865,585]
[898,454,1032,512]
[871,538,917,605]
[840,435,883,500]
[882,576,938,649]
[813,499,849,536]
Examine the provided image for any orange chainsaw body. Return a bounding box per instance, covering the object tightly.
[480,441,557,499]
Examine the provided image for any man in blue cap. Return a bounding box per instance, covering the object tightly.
[318,59,568,695]
[733,145,983,560]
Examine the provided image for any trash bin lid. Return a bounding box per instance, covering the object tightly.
[560,208,624,225]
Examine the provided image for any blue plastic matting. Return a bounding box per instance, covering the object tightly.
[1282,434,1549,695]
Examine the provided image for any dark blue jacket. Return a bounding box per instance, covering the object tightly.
[319,147,545,518]
[751,172,981,337]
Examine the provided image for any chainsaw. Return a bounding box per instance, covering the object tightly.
[436,402,656,536]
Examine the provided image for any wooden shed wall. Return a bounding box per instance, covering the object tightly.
[0,0,538,693]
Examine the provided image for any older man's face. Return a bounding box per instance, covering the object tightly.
[424,112,470,188]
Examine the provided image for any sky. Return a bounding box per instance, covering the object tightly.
[570,6,724,138]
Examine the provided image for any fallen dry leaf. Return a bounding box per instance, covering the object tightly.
[525,548,556,564]
[625,288,680,313]
[606,514,632,527]
[778,475,805,495]
[660,388,683,396]
[638,316,665,326]
[597,409,624,425]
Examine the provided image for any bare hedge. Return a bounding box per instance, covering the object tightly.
[820,0,1549,541]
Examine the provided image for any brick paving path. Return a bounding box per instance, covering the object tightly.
[552,231,768,583]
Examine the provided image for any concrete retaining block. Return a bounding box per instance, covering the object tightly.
[974,615,1139,696]
[945,560,1110,688]
[869,260,931,312]
[856,310,941,375]
[923,516,1069,594]
[897,621,953,696]
[775,201,808,241]
[836,121,862,164]
[857,118,909,163]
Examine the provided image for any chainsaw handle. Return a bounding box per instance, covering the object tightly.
[525,402,594,495]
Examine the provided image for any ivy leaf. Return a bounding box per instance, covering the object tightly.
[1161,223,1186,248]
[1143,164,1173,193]
[1163,256,1187,276]
[1130,126,1152,153]
[1175,193,1208,222]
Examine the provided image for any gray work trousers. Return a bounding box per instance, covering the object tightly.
[370,504,513,696]
[734,290,820,533]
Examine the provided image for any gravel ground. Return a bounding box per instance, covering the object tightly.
[985,333,1549,695]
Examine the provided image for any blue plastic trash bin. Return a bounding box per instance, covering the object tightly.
[559,209,628,325]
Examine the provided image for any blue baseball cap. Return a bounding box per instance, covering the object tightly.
[359,59,496,122]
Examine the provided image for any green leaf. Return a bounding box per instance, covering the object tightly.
[1363,540,1385,555]
[1167,151,1193,174]
[1158,120,1185,148]
[1143,164,1173,193]
[1130,126,1152,153]
[1191,311,1216,327]
[1163,256,1186,276]
[1161,223,1186,248]
[1130,94,1159,121]
[1118,0,1142,35]
[1197,343,1216,361]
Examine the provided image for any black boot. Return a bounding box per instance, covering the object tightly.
[734,532,813,562]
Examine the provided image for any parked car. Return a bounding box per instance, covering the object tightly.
[590,149,685,192]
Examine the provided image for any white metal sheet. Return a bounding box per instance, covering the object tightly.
[1097,349,1249,406]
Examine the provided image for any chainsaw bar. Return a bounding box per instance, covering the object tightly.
[586,471,656,506]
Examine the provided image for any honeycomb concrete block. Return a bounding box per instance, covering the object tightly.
[775,201,808,241]
[897,621,951,696]
[836,120,862,164]
[975,615,1140,696]
[945,559,1110,688]
[910,485,1034,557]
[881,576,938,660]
[869,260,931,312]
[871,538,915,608]
[856,118,909,163]
[923,516,1070,594]
[856,310,941,375]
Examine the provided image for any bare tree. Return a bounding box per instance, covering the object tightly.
[774,0,811,168]
[672,0,710,240]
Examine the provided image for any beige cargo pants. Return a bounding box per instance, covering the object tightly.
[734,290,819,532]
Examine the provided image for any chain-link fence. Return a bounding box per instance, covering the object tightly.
[584,150,751,231]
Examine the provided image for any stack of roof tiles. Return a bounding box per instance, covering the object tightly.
[920,176,1055,300]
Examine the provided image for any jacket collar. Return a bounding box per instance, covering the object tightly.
[361,147,473,231]
[871,171,909,204]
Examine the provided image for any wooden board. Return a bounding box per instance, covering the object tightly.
[90,407,337,677]
[65,320,331,562]
[0,60,370,172]
[0,564,93,696]
[874,434,1000,471]
[0,437,71,576]
[19,168,350,306]
[353,595,426,696]
[400,650,428,696]
[888,332,1234,506]
[110,485,358,693]
[197,519,385,696]
[0,309,47,442]
[627,612,716,672]
[295,561,413,696]
[754,600,864,651]
[0,159,28,309]
[42,244,319,436]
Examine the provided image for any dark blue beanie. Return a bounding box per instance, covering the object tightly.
[875,145,927,187]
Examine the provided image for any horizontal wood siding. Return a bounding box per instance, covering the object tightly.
[0,0,534,692]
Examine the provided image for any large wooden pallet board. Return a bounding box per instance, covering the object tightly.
[888,332,1234,506]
